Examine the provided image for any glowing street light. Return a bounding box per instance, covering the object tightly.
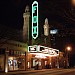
[71,0,75,6]
[66,46,72,51]
[65,46,72,68]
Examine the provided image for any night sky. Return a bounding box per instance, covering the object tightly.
[0,0,75,66]
[0,0,75,29]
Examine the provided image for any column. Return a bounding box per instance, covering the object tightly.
[5,48,9,73]
[25,52,28,71]
[57,56,59,69]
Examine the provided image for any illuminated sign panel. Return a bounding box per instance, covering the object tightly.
[48,49,59,55]
[35,54,46,58]
[28,45,37,52]
[28,45,59,56]
[50,29,58,34]
[32,1,38,39]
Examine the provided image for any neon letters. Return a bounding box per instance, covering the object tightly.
[32,1,38,39]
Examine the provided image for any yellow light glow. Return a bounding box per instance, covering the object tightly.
[35,54,46,59]
[28,62,30,68]
[5,67,8,73]
[66,46,72,51]
[30,53,59,57]
[71,0,75,6]
[9,57,13,60]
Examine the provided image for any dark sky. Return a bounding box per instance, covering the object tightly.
[0,0,75,29]
[0,0,28,29]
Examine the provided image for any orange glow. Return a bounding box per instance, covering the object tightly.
[66,46,72,51]
[71,0,75,6]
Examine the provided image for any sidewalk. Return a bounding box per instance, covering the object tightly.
[0,69,57,75]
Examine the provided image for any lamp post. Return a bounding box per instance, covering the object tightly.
[66,46,72,68]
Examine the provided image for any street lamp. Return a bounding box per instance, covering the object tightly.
[66,46,72,51]
[66,46,72,68]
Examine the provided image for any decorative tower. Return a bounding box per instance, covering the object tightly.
[44,18,49,36]
[43,18,50,46]
[23,5,30,43]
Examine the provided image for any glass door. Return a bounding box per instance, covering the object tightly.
[8,57,18,71]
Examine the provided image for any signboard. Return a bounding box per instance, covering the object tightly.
[32,1,38,39]
[28,45,59,56]
[48,49,59,55]
[50,29,58,34]
[28,45,37,52]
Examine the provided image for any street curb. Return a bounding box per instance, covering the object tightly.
[0,69,61,75]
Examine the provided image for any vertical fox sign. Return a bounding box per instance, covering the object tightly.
[32,1,38,39]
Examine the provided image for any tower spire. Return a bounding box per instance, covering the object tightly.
[23,5,30,43]
[44,18,49,36]
[25,5,29,12]
[45,18,48,25]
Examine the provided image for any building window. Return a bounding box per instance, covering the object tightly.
[8,50,26,71]
[8,56,25,71]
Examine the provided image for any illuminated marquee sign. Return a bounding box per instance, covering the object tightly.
[28,45,37,52]
[39,46,59,55]
[32,1,38,39]
[48,49,59,55]
[28,45,59,56]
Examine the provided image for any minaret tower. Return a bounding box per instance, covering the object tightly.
[44,18,49,36]
[43,18,50,46]
[23,5,30,43]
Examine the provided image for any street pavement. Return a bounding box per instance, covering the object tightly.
[0,68,75,75]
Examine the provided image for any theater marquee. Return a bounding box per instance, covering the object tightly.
[28,45,59,57]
